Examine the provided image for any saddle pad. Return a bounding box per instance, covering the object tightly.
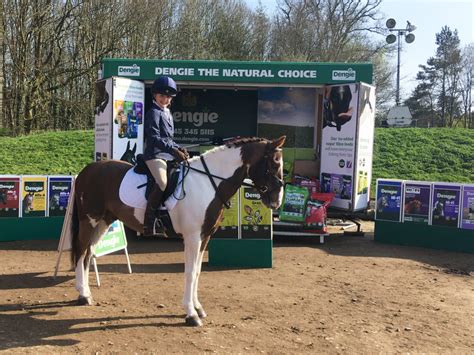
[119,167,184,210]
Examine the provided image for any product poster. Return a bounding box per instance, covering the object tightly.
[48,176,74,217]
[403,182,431,224]
[375,180,403,222]
[94,78,113,161]
[0,176,20,218]
[320,83,358,210]
[213,193,239,238]
[460,185,474,230]
[430,184,461,227]
[240,187,272,239]
[321,173,352,200]
[21,176,47,217]
[112,77,145,161]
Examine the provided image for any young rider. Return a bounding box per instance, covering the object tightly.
[143,76,189,236]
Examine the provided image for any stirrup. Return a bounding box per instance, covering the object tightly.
[144,218,166,237]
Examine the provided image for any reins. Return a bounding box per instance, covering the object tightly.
[182,156,256,209]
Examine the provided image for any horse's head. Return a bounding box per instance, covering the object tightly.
[246,136,286,210]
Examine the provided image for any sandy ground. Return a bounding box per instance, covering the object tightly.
[1,221,473,354]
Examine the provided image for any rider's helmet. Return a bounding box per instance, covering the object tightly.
[151,76,178,97]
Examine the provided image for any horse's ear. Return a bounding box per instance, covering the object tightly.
[126,141,130,149]
[271,136,286,149]
[132,143,137,153]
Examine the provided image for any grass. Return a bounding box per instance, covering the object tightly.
[0,130,94,175]
[0,129,473,191]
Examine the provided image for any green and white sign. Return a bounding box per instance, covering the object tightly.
[240,187,272,239]
[102,58,373,85]
[94,220,128,257]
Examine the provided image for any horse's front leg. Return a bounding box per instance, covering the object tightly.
[193,238,210,319]
[183,234,203,326]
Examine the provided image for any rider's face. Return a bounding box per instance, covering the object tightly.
[154,93,173,108]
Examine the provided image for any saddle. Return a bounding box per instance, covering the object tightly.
[133,154,181,202]
[133,154,183,236]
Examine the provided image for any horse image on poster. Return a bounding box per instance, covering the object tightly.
[69,136,286,326]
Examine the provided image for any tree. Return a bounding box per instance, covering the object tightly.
[406,26,464,128]
[460,43,474,128]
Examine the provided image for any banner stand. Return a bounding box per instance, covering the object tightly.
[54,186,132,285]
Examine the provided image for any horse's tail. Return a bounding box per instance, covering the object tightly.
[70,190,80,268]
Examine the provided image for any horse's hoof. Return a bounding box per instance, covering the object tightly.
[185,315,203,327]
[77,296,93,306]
[195,308,207,318]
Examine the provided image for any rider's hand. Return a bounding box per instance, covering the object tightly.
[178,147,190,159]
[172,148,188,162]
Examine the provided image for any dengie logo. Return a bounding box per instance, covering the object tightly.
[332,68,356,80]
[118,64,140,76]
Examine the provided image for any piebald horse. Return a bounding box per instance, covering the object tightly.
[70,136,286,326]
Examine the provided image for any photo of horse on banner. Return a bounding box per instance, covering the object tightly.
[69,136,286,326]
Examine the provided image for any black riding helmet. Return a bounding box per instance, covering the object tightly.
[151,76,178,97]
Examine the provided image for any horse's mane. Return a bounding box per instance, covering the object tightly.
[225,137,267,148]
[189,137,269,162]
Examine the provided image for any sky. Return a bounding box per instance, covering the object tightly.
[245,0,474,102]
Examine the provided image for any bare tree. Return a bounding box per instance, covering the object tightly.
[460,43,474,128]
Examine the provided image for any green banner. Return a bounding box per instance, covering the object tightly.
[171,88,257,145]
[94,221,127,257]
[103,58,373,85]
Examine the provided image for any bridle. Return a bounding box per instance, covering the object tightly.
[183,149,284,208]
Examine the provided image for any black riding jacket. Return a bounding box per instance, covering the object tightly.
[143,101,179,160]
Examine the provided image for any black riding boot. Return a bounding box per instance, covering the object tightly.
[143,185,165,236]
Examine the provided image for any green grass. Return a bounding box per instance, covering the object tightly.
[373,128,474,185]
[0,130,94,175]
[0,129,473,192]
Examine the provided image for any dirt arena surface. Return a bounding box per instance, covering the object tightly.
[1,221,473,354]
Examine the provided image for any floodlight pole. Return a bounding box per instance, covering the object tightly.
[396,31,402,106]
[386,20,416,106]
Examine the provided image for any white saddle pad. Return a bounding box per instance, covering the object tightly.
[119,167,184,210]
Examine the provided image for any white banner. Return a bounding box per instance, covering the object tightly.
[320,83,358,210]
[111,77,145,161]
[94,78,113,161]
[353,83,376,211]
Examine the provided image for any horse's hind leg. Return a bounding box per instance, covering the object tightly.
[183,234,203,326]
[75,219,110,305]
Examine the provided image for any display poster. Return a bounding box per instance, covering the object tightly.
[403,182,431,224]
[353,83,376,210]
[257,87,316,148]
[48,176,73,217]
[93,220,128,257]
[320,173,352,200]
[430,184,461,227]
[460,185,474,230]
[240,187,272,239]
[171,88,257,145]
[21,176,47,217]
[213,193,239,238]
[0,176,21,218]
[320,83,358,210]
[112,77,145,161]
[375,180,403,222]
[94,78,113,161]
